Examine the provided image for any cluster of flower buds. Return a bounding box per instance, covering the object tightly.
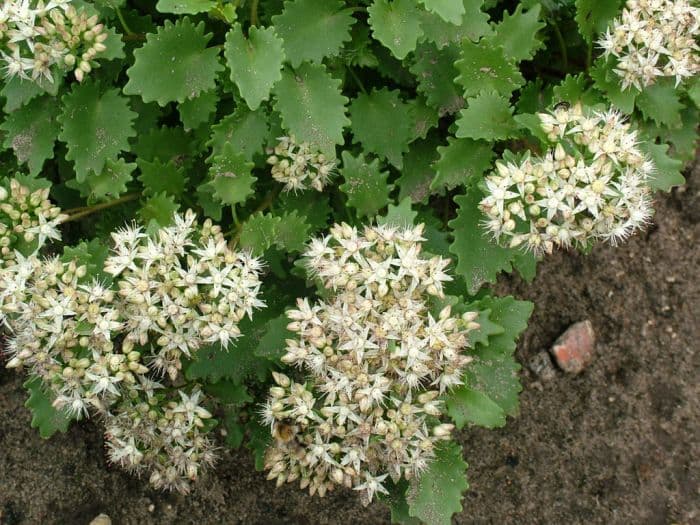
[0,0,109,83]
[262,223,479,505]
[1,256,143,416]
[598,0,700,90]
[0,178,65,268]
[266,136,335,192]
[1,204,266,493]
[480,102,654,255]
[104,385,217,495]
[104,209,265,380]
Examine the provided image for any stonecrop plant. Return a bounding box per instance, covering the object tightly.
[0,0,696,523]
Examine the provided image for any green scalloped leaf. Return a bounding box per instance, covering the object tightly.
[138,192,179,228]
[349,88,414,168]
[196,184,223,221]
[62,238,112,282]
[1,95,60,175]
[1,76,46,112]
[273,63,349,157]
[456,91,518,141]
[488,3,545,62]
[24,377,72,439]
[185,303,276,383]
[397,137,439,204]
[58,82,136,182]
[636,78,684,128]
[137,158,188,197]
[368,0,424,60]
[178,90,218,131]
[640,141,685,192]
[410,43,463,116]
[644,107,699,163]
[205,143,256,207]
[124,17,223,106]
[377,198,418,228]
[100,25,126,61]
[407,441,469,525]
[272,0,354,67]
[449,185,516,295]
[133,126,195,164]
[420,0,491,49]
[340,151,392,218]
[156,0,216,13]
[253,314,294,361]
[447,295,532,428]
[431,137,494,193]
[467,308,505,347]
[239,212,282,255]
[409,96,440,142]
[207,106,269,162]
[344,24,379,68]
[274,211,312,253]
[473,295,533,360]
[552,74,600,106]
[224,24,285,111]
[445,386,506,428]
[455,38,524,98]
[86,158,136,201]
[575,0,622,43]
[419,0,464,24]
[277,191,331,233]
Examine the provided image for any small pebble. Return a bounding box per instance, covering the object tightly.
[528,351,557,381]
[89,514,111,525]
[549,320,595,374]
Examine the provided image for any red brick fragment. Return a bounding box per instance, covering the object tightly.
[549,320,595,374]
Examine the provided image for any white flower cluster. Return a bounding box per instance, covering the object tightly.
[0,178,65,269]
[480,103,654,255]
[1,206,266,493]
[262,223,479,505]
[0,0,109,83]
[266,136,335,192]
[104,210,265,380]
[104,385,217,495]
[598,0,700,90]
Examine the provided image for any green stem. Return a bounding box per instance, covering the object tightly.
[116,8,134,36]
[62,193,140,223]
[585,41,593,71]
[550,19,568,70]
[346,66,367,95]
[231,205,240,228]
[250,0,260,27]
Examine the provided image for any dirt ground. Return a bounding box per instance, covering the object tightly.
[1,161,698,525]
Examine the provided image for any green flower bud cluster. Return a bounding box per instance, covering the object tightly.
[0,178,65,269]
[0,0,109,84]
[480,103,654,255]
[267,135,335,192]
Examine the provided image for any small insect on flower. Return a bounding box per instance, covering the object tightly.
[262,223,480,505]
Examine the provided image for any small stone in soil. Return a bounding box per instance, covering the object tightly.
[528,351,557,381]
[550,320,595,374]
[89,514,111,525]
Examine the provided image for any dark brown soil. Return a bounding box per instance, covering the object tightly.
[1,163,698,525]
